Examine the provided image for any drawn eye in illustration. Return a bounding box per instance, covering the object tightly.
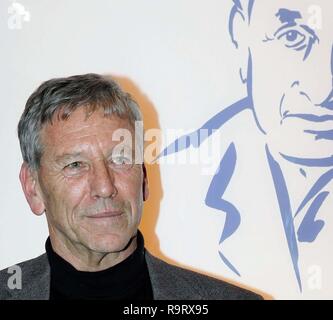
[277,29,306,49]
[160,1,333,297]
[274,25,319,59]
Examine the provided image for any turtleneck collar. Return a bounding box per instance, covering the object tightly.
[45,230,153,300]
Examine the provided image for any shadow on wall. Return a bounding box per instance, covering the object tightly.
[112,75,272,299]
[112,76,273,300]
[112,75,164,257]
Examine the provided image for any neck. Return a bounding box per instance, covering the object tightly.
[48,228,137,272]
[267,145,331,213]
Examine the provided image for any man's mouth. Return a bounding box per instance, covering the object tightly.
[303,129,333,141]
[282,113,333,123]
[279,112,333,141]
[279,93,333,123]
[87,211,124,218]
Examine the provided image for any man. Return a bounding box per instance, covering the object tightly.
[160,0,333,295]
[0,73,260,300]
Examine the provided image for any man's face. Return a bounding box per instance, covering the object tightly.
[34,108,147,253]
[246,0,333,159]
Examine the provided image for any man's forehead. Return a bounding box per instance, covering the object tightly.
[40,122,137,163]
[249,0,331,36]
[254,0,326,10]
[45,108,131,132]
[252,0,327,19]
[40,108,135,146]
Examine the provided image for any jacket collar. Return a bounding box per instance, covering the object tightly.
[7,250,195,300]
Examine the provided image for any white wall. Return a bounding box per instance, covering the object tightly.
[1,0,332,299]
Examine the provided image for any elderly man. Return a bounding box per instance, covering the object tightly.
[160,0,333,295]
[0,74,260,300]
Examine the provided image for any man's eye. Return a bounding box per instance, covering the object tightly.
[63,162,86,174]
[274,25,319,60]
[110,156,133,170]
[66,161,82,169]
[277,29,306,49]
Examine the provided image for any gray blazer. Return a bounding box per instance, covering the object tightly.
[0,251,261,300]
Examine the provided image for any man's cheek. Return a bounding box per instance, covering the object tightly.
[252,88,278,130]
[70,184,86,200]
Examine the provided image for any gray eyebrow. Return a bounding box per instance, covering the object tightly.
[276,8,302,25]
[55,152,83,163]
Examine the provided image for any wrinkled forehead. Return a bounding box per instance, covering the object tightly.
[251,0,331,32]
[40,108,137,146]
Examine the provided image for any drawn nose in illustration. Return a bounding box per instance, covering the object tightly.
[317,45,333,110]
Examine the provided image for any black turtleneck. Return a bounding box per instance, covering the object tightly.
[45,231,153,300]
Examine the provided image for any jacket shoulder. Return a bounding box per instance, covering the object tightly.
[145,252,262,300]
[0,254,50,300]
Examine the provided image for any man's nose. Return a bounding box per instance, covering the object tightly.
[90,161,117,199]
[312,45,333,110]
[318,45,333,110]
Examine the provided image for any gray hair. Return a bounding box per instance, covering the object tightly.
[18,73,142,170]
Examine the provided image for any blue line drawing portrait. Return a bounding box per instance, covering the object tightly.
[160,0,333,294]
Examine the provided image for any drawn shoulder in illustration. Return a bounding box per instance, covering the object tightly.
[160,0,333,292]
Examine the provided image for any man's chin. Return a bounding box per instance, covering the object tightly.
[80,233,134,254]
[266,129,333,164]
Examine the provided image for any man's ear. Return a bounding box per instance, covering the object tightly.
[229,1,251,83]
[19,162,45,216]
[142,164,149,201]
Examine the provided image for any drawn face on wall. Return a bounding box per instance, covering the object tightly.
[234,0,333,161]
